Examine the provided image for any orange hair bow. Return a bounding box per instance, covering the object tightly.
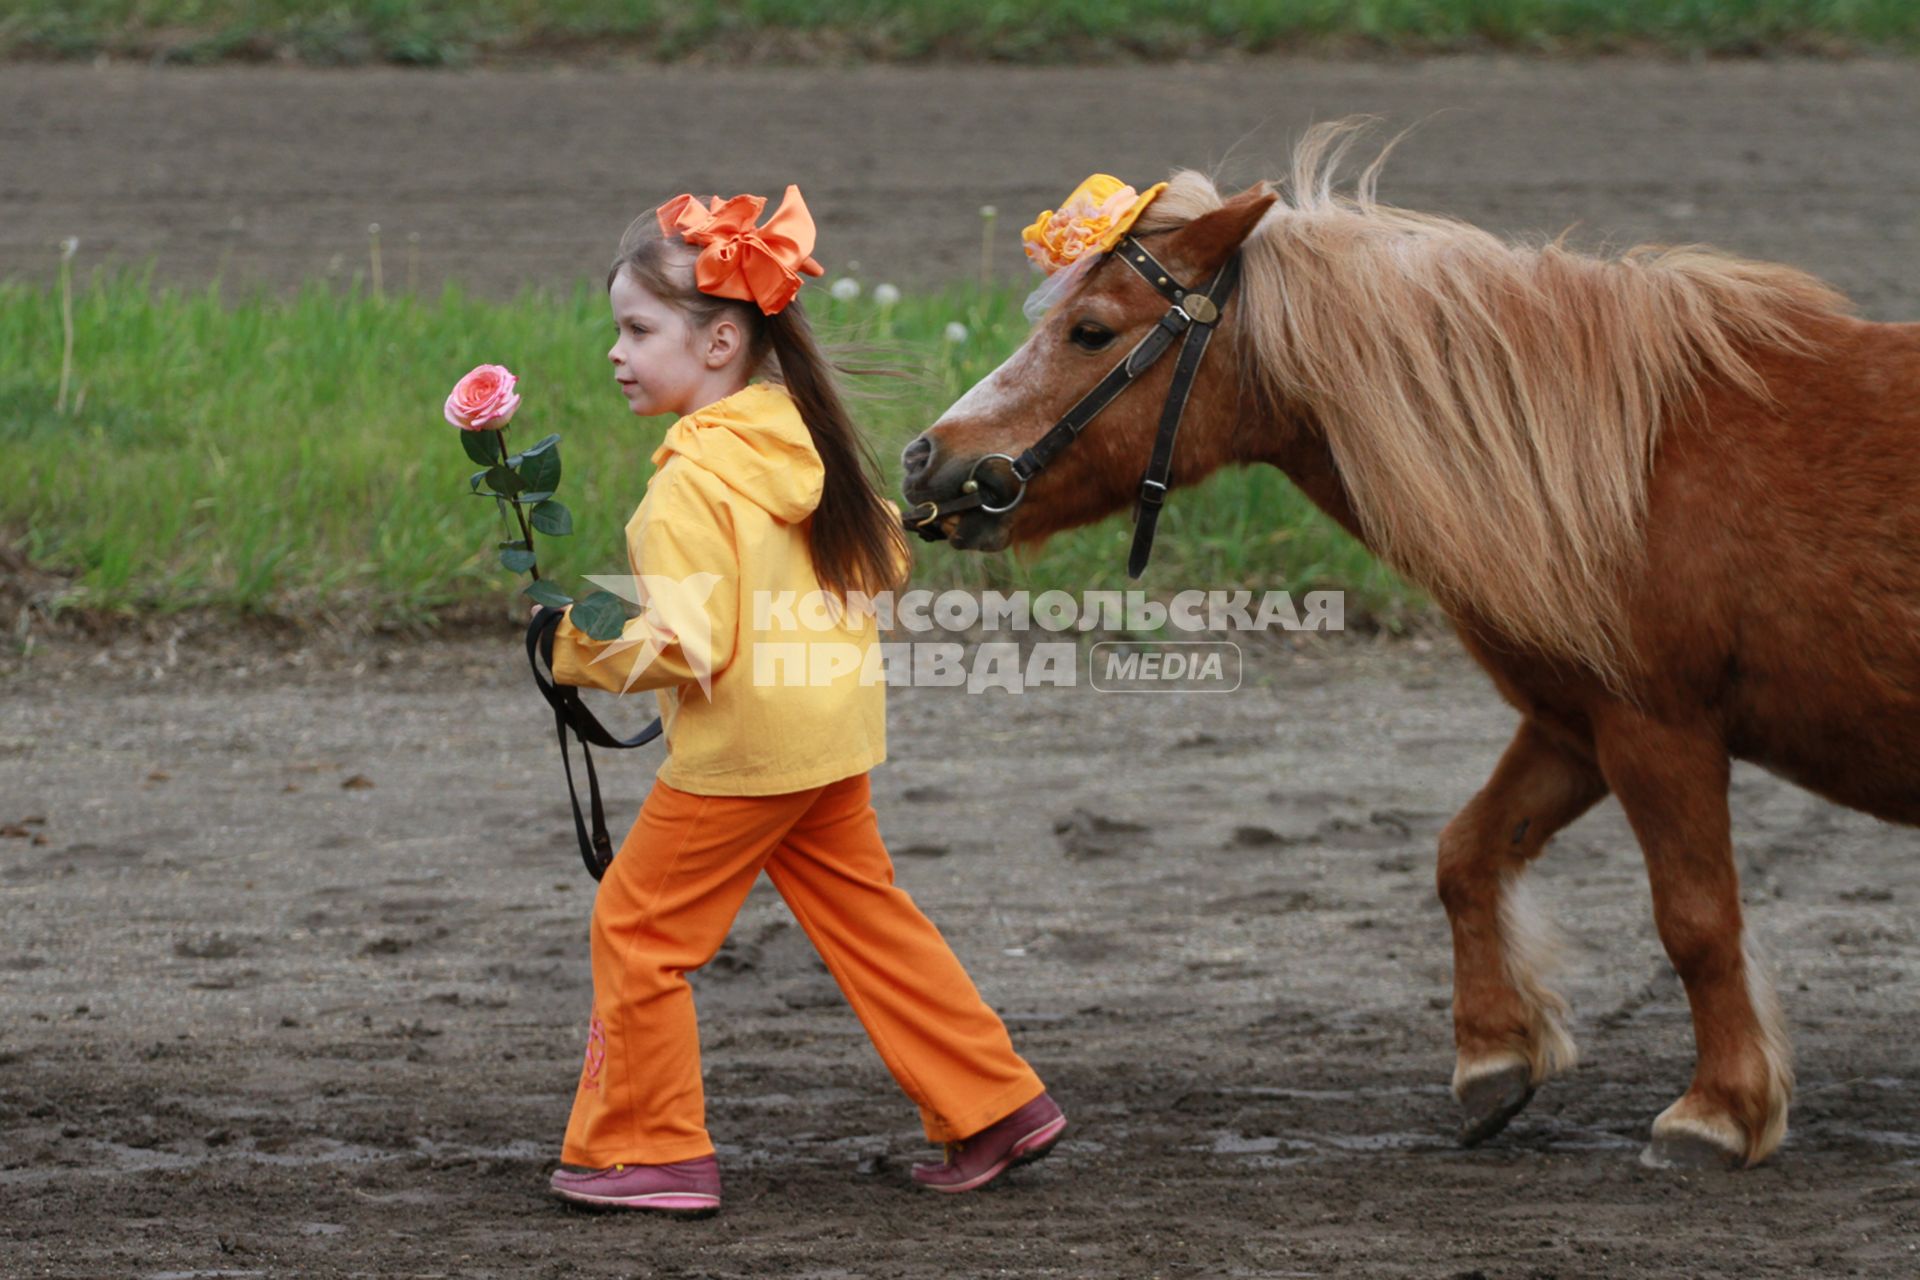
[656,184,826,315]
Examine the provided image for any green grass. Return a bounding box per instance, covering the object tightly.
[2,1,1915,65]
[0,260,1415,634]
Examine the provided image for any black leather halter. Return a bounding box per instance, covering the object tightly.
[905,234,1242,579]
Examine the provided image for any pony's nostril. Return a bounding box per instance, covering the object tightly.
[901,435,934,479]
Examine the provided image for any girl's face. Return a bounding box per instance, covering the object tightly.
[607,267,746,420]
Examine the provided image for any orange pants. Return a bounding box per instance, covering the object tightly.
[561,770,1045,1167]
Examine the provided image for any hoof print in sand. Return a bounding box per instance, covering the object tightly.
[1053,807,1151,861]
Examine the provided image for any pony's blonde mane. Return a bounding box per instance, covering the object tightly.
[1140,120,1850,679]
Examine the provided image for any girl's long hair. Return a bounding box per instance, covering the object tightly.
[609,216,910,604]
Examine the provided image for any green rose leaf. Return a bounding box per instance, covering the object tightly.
[484,464,524,497]
[530,499,572,536]
[460,428,502,468]
[498,547,538,573]
[524,579,573,608]
[518,442,561,496]
[467,468,489,493]
[569,589,628,641]
[521,433,561,457]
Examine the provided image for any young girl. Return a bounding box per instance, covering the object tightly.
[533,185,1064,1214]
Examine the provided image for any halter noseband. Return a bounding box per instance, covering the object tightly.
[904,234,1242,579]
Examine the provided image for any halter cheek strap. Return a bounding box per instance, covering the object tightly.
[1119,241,1239,579]
[905,235,1242,580]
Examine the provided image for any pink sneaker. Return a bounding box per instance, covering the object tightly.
[548,1154,721,1214]
[911,1092,1066,1193]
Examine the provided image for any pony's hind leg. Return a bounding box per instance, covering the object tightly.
[1437,720,1608,1145]
[1592,708,1793,1169]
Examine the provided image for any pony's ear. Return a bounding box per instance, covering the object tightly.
[1166,184,1278,275]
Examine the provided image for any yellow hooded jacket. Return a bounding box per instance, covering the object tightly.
[548,382,894,796]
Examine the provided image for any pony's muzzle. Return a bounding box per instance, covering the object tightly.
[900,431,1016,552]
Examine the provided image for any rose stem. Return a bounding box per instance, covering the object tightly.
[497,430,541,581]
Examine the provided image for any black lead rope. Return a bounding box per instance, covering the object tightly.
[524,605,662,880]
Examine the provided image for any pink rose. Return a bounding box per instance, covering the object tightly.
[444,364,522,431]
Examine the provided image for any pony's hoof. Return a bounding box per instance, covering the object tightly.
[1456,1062,1535,1147]
[1639,1125,1744,1171]
[1641,1103,1748,1170]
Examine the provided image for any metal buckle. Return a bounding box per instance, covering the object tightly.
[968,452,1028,515]
[908,499,943,528]
[1181,294,1219,325]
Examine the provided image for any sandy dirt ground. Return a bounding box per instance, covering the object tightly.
[0,629,1917,1278]
[1,59,1918,317]
[3,55,1919,1279]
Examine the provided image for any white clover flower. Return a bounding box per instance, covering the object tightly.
[59,236,79,259]
[873,283,901,307]
[980,205,998,220]
[830,277,861,301]
[943,321,970,344]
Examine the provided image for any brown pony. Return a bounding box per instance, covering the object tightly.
[901,122,1920,1169]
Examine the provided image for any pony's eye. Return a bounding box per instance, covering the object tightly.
[1069,322,1116,351]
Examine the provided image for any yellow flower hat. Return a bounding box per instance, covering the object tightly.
[1021,174,1168,276]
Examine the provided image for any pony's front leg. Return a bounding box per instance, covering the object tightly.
[1438,720,1608,1145]
[1593,709,1792,1169]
